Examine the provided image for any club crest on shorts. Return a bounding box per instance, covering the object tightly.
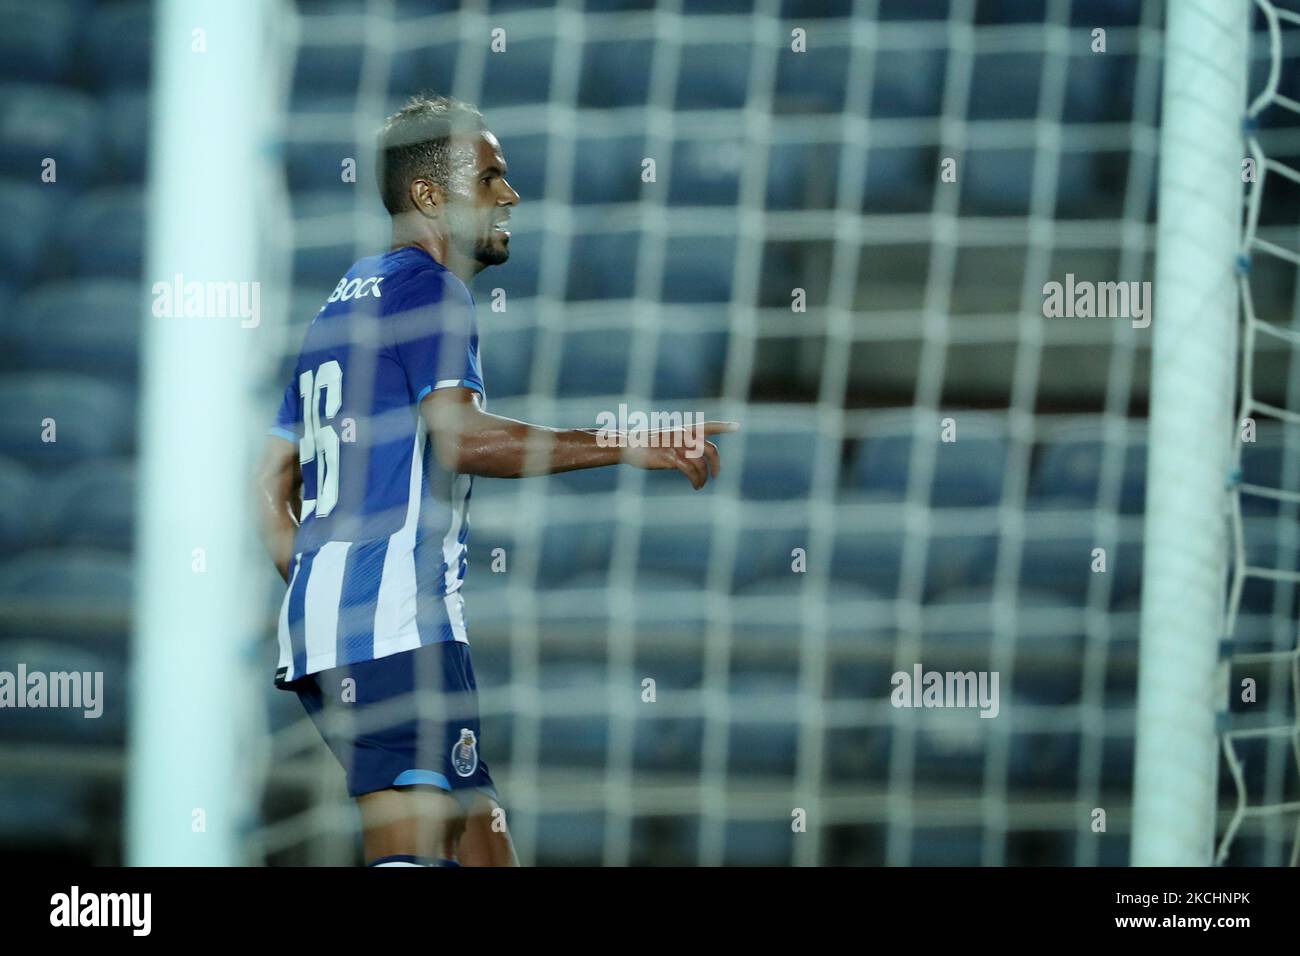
[452,728,479,777]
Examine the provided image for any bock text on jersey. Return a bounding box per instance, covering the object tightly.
[269,246,485,684]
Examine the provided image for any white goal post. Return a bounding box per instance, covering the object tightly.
[1132,0,1249,866]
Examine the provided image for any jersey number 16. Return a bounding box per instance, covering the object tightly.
[298,360,342,520]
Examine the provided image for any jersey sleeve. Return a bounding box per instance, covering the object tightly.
[389,267,485,405]
[269,379,300,444]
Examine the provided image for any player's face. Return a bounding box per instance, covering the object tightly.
[442,131,518,267]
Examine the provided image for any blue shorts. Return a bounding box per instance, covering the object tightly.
[281,641,497,803]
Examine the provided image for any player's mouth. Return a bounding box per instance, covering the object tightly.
[492,216,511,238]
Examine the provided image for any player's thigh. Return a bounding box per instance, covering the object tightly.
[357,785,467,862]
[455,791,519,867]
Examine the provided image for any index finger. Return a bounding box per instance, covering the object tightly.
[699,421,741,436]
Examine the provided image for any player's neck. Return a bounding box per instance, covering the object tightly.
[388,230,481,286]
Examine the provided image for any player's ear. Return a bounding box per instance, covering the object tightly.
[410,178,443,218]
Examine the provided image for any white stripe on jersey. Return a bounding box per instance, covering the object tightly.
[372,427,426,655]
[441,473,472,594]
[304,540,351,673]
[444,591,468,644]
[276,555,303,677]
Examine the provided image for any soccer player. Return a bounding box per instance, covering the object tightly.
[255,93,738,866]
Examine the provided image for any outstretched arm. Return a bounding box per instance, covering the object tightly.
[420,387,738,490]
[255,436,301,582]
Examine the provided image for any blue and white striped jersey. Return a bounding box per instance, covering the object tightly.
[269,246,484,684]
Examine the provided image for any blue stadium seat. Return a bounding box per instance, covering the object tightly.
[1100,732,1135,790]
[911,828,983,865]
[1239,437,1287,517]
[732,524,811,591]
[878,0,951,19]
[662,234,736,303]
[831,531,904,594]
[968,52,1044,121]
[870,49,946,118]
[291,192,372,284]
[735,418,817,501]
[0,375,134,465]
[565,230,639,299]
[488,0,559,10]
[962,147,1035,216]
[975,0,1048,24]
[733,576,892,647]
[48,459,136,550]
[570,135,645,205]
[780,0,854,17]
[634,712,704,772]
[102,88,150,183]
[1064,54,1137,124]
[0,457,36,551]
[391,0,463,15]
[1014,533,1142,608]
[290,31,364,98]
[861,144,931,213]
[669,137,744,206]
[394,40,458,99]
[723,820,794,866]
[533,812,606,865]
[557,327,634,396]
[63,189,145,278]
[1009,723,1080,790]
[1249,51,1300,131]
[0,548,133,622]
[766,139,839,210]
[637,520,713,585]
[727,671,799,775]
[826,720,891,784]
[675,44,752,111]
[681,0,755,11]
[0,85,100,184]
[478,324,537,397]
[654,327,727,399]
[1029,424,1146,513]
[83,1,152,89]
[284,129,370,193]
[0,777,94,845]
[556,326,724,399]
[928,532,1000,596]
[13,281,141,378]
[1054,151,1109,218]
[1238,517,1300,614]
[0,2,78,83]
[578,39,655,109]
[480,38,555,108]
[0,180,62,289]
[498,131,548,203]
[538,520,616,586]
[537,662,610,767]
[1070,0,1142,27]
[849,415,1008,507]
[774,44,850,114]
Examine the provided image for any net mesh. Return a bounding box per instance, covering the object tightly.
[1216,0,1300,869]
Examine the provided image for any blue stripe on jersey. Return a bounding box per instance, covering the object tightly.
[288,548,318,679]
[336,539,388,663]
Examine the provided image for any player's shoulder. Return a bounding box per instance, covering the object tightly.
[382,247,474,311]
